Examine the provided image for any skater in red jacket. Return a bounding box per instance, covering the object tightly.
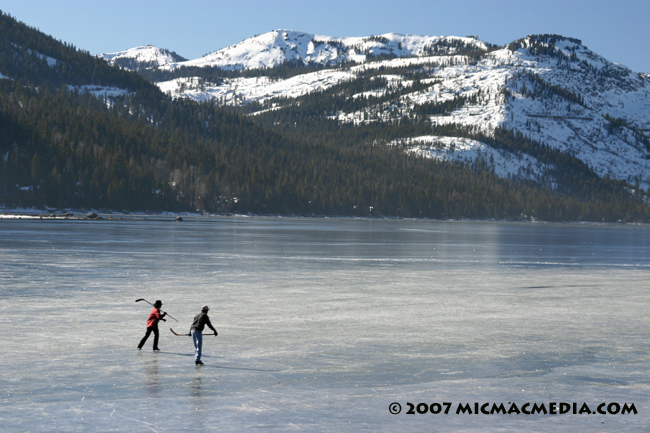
[138,300,167,351]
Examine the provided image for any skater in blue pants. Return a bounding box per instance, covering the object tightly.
[190,305,218,365]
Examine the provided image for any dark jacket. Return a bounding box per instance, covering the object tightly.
[191,312,217,333]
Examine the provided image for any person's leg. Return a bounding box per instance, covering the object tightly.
[138,327,153,349]
[193,330,202,362]
[152,326,160,350]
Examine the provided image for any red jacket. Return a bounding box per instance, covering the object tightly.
[146,308,165,328]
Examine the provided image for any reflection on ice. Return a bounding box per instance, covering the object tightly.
[0,218,649,431]
[143,357,160,396]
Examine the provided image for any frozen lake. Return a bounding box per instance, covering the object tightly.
[1,217,649,432]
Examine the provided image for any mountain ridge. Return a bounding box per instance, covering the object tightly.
[101,31,650,190]
[100,29,491,71]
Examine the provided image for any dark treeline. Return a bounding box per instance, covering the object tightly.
[251,110,650,221]
[2,76,648,220]
[0,80,303,213]
[0,11,158,97]
[5,77,648,221]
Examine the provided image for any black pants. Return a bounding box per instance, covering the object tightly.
[138,325,160,350]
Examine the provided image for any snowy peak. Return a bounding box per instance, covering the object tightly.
[509,34,583,53]
[507,34,608,69]
[186,30,489,70]
[507,34,644,95]
[509,34,628,72]
[103,30,491,72]
[100,45,187,70]
[183,30,316,70]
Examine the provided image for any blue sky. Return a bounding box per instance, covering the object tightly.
[2,0,649,72]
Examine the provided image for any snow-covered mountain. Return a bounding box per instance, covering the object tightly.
[101,32,650,190]
[101,45,187,70]
[100,30,486,71]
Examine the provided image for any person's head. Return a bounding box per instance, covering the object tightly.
[154,300,163,308]
[201,305,209,312]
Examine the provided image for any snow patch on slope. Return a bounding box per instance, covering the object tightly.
[398,136,551,181]
[158,69,355,104]
[157,55,474,106]
[27,49,57,66]
[67,84,130,99]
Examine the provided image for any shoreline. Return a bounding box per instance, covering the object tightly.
[0,207,197,220]
[0,207,646,225]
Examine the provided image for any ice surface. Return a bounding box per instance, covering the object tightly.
[1,217,649,431]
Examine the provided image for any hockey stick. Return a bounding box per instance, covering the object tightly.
[135,298,179,322]
[170,328,218,337]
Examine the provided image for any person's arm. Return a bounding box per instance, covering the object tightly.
[206,317,218,336]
